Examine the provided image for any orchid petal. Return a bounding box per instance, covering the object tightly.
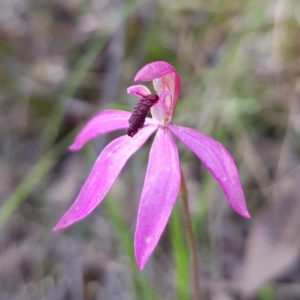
[150,91,169,125]
[53,125,157,230]
[127,85,151,98]
[134,127,180,270]
[133,61,181,122]
[169,124,250,218]
[69,110,131,151]
[153,73,181,121]
[134,61,176,82]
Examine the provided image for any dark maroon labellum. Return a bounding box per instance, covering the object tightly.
[126,94,159,137]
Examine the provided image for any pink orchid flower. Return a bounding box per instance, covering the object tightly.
[53,61,250,270]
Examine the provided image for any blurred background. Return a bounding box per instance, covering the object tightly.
[1,0,300,299]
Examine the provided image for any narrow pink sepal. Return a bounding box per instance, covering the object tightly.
[69,110,131,151]
[53,125,157,231]
[134,61,176,82]
[134,127,180,270]
[127,85,151,98]
[169,124,251,218]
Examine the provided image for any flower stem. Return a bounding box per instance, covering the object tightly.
[180,169,201,300]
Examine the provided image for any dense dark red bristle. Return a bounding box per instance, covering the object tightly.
[126,94,159,137]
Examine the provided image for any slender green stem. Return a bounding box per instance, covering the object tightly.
[180,169,201,300]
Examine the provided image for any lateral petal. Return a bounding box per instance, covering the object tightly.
[69,110,131,151]
[134,127,180,270]
[54,125,157,230]
[169,124,250,218]
[127,85,151,98]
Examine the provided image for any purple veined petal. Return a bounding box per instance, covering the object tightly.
[169,124,250,219]
[53,125,158,231]
[153,73,180,102]
[153,72,181,121]
[150,91,170,124]
[127,85,151,98]
[69,110,131,151]
[134,127,180,270]
[157,90,170,104]
[134,61,176,82]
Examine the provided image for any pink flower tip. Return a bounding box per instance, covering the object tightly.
[137,260,146,271]
[69,145,79,152]
[241,210,251,219]
[53,219,75,231]
[134,61,176,82]
[52,224,63,231]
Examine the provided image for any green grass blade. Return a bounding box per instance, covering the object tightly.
[170,203,190,300]
[0,128,78,229]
